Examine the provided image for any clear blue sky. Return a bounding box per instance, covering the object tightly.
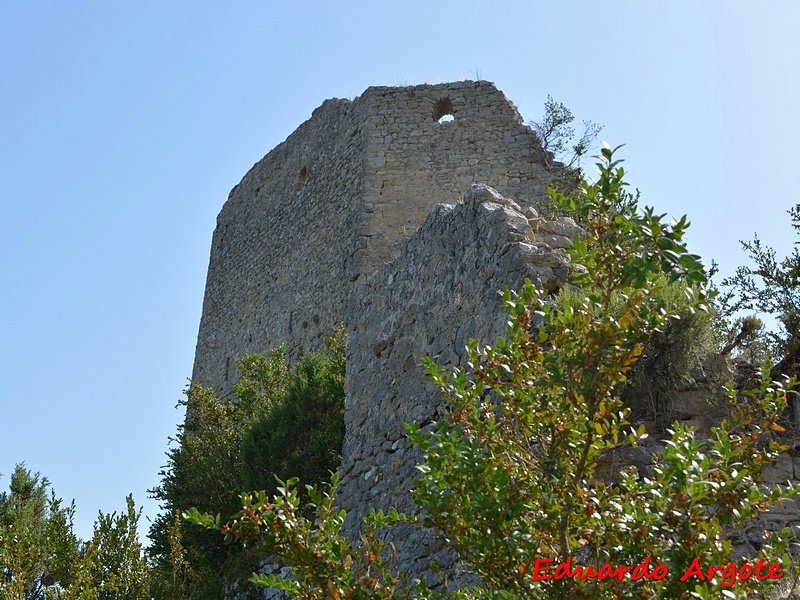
[1,2,798,542]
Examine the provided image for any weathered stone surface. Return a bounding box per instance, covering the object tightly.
[535,216,584,239]
[527,215,586,250]
[690,352,735,383]
[762,452,795,485]
[191,81,800,594]
[337,183,582,582]
[672,389,718,418]
[193,81,559,396]
[192,82,567,589]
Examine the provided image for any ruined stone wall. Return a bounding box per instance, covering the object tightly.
[355,82,551,275]
[192,96,366,392]
[191,81,573,589]
[192,81,557,394]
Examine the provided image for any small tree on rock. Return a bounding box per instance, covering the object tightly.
[529,95,602,170]
[723,203,800,379]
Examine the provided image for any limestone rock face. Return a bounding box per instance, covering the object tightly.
[338,183,582,580]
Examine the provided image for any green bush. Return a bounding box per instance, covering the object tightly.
[556,279,719,426]
[240,327,346,501]
[84,496,150,600]
[623,281,717,424]
[149,331,346,599]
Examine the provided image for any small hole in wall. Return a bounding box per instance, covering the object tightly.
[433,97,455,124]
[299,166,307,187]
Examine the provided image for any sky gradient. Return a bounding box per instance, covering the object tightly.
[1,1,798,541]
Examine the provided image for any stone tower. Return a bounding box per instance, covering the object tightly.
[192,81,555,394]
[192,80,581,581]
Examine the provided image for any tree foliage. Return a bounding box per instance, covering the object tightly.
[556,278,718,426]
[191,147,800,599]
[0,465,81,600]
[241,326,346,499]
[149,515,200,600]
[148,345,290,598]
[150,329,347,598]
[719,315,769,364]
[529,95,603,170]
[722,203,800,376]
[85,496,150,600]
[0,466,151,600]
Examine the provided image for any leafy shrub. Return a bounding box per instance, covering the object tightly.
[148,515,199,600]
[84,496,150,600]
[556,279,719,426]
[149,332,346,599]
[240,326,346,501]
[622,281,718,424]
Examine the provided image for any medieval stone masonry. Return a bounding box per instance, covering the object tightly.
[192,80,583,584]
[192,81,557,394]
[191,81,800,590]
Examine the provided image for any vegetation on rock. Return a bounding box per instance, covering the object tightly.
[722,203,800,380]
[189,147,799,599]
[529,95,602,171]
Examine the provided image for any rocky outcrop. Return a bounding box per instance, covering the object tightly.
[338,184,583,581]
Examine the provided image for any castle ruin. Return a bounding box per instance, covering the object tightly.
[192,81,559,390]
[191,81,800,591]
[192,81,599,582]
